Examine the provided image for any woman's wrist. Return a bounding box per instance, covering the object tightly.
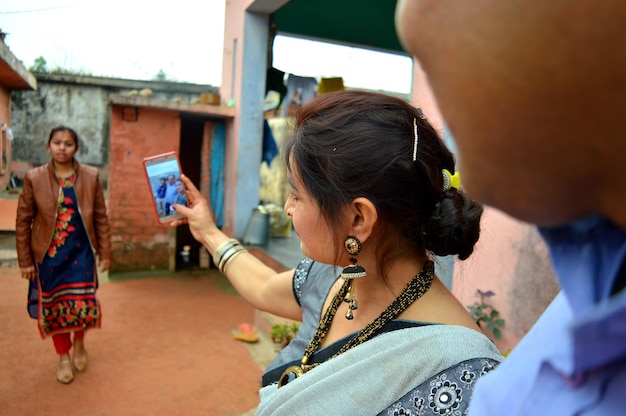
[212,238,248,273]
[199,225,226,253]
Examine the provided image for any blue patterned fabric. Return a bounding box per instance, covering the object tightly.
[383,357,499,416]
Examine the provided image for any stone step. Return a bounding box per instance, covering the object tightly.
[0,249,17,268]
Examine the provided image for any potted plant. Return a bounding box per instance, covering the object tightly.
[467,289,506,341]
[270,322,300,351]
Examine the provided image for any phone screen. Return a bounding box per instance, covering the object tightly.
[143,152,187,224]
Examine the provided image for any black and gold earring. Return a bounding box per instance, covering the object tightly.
[340,235,366,320]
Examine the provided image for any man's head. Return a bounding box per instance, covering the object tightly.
[395,0,626,227]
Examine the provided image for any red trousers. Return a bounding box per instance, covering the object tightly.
[52,331,85,355]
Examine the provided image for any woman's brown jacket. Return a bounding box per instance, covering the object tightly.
[15,160,112,268]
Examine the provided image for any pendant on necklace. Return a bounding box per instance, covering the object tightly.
[278,365,305,387]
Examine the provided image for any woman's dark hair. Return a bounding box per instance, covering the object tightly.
[48,125,80,150]
[282,90,483,270]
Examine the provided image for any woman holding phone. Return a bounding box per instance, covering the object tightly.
[172,91,502,414]
[15,125,111,384]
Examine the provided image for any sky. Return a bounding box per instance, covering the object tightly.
[0,0,413,93]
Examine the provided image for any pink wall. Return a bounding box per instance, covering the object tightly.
[453,208,559,352]
[409,60,560,353]
[220,0,249,236]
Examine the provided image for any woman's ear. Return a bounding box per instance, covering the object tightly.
[349,197,378,243]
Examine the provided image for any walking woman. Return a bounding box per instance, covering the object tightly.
[15,125,111,384]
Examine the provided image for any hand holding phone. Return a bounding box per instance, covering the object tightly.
[143,152,188,224]
[168,174,220,247]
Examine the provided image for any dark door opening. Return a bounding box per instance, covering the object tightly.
[176,115,204,270]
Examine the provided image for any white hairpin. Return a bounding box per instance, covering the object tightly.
[412,118,418,162]
[413,109,427,162]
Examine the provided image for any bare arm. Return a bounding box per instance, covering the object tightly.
[171,174,302,321]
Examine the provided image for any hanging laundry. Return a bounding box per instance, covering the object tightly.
[266,67,287,110]
[318,77,345,94]
[262,119,279,165]
[281,74,318,117]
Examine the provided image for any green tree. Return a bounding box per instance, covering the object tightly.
[153,69,167,81]
[29,56,48,73]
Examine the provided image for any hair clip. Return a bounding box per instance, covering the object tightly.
[442,169,461,192]
[412,109,427,162]
[412,118,419,162]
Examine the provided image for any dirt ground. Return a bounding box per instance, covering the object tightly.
[0,266,278,416]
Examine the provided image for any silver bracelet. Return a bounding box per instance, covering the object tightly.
[212,238,240,268]
[218,245,247,273]
[212,238,248,273]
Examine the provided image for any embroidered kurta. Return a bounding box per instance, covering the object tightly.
[27,175,101,338]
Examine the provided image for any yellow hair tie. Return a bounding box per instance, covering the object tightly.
[442,169,461,191]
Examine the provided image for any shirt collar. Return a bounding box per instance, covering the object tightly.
[539,215,626,313]
[539,215,626,374]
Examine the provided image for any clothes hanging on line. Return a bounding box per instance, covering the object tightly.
[281,74,318,117]
[266,67,287,111]
[262,119,279,165]
[318,77,345,94]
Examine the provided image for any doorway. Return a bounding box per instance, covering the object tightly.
[176,115,204,270]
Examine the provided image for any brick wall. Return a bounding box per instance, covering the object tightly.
[108,105,181,272]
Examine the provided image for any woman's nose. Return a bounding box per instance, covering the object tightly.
[284,199,293,217]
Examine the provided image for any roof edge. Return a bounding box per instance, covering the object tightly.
[0,41,37,90]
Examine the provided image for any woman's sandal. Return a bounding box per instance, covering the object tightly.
[72,350,88,373]
[57,359,74,384]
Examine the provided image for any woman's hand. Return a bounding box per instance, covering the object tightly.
[99,259,110,272]
[20,266,36,281]
[170,174,219,243]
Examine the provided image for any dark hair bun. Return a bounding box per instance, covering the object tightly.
[422,190,483,260]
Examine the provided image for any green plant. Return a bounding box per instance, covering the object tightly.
[467,289,505,340]
[29,56,48,73]
[270,322,300,347]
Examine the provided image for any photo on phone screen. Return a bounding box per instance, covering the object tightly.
[143,152,187,224]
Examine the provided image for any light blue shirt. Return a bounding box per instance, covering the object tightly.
[164,182,178,204]
[468,215,626,415]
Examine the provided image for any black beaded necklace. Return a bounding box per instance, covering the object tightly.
[278,260,435,387]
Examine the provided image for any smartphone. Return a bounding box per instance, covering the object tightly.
[143,151,187,224]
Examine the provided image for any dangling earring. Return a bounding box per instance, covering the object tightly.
[340,235,366,320]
